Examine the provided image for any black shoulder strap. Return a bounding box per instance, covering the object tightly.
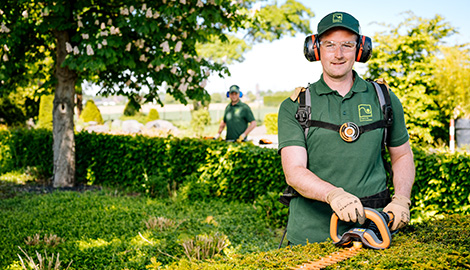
[369,80,393,145]
[368,79,394,187]
[294,85,311,139]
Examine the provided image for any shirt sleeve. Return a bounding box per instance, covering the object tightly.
[277,98,307,153]
[245,105,255,122]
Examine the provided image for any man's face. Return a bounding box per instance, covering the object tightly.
[319,29,357,81]
[229,91,240,103]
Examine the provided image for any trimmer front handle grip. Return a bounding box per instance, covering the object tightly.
[330,207,393,250]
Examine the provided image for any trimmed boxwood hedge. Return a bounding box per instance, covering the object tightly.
[1,128,469,223]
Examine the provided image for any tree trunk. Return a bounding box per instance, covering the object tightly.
[52,30,77,187]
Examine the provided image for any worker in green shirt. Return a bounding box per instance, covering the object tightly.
[278,11,415,245]
[216,85,256,142]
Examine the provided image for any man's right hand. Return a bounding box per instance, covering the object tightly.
[326,188,365,224]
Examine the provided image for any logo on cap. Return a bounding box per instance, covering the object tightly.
[333,13,343,23]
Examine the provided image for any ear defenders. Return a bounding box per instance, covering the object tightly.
[226,91,243,98]
[303,34,372,63]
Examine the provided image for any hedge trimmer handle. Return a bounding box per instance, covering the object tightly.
[330,207,393,250]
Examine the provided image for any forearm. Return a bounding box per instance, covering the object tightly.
[391,157,415,199]
[217,121,226,135]
[281,146,336,202]
[242,121,257,137]
[389,141,415,199]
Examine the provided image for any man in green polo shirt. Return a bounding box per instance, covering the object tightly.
[278,12,415,245]
[216,85,256,142]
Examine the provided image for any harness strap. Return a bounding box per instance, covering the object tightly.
[295,85,311,138]
[305,119,388,134]
[369,80,393,145]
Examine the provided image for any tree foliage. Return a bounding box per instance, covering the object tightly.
[433,45,470,118]
[0,0,313,104]
[0,96,26,126]
[196,0,314,65]
[366,12,456,145]
[0,0,313,186]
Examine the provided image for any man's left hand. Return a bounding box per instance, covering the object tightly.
[383,194,411,231]
[236,134,246,142]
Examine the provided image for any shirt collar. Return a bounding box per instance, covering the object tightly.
[316,70,368,95]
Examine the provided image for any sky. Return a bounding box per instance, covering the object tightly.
[204,0,470,94]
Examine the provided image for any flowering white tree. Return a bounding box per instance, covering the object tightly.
[0,0,313,187]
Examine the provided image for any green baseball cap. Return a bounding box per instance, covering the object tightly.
[229,85,240,93]
[317,11,360,36]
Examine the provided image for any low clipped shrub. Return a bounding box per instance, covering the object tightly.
[146,108,160,122]
[79,100,103,124]
[36,95,54,129]
[264,113,278,135]
[123,97,141,116]
[190,109,211,137]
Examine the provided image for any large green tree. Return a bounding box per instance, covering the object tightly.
[366,13,455,145]
[0,0,313,187]
[433,45,470,118]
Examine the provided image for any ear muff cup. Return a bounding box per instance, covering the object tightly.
[304,34,321,62]
[226,91,243,98]
[355,35,372,63]
[303,34,373,63]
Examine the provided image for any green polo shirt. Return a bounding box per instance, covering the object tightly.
[223,101,255,141]
[278,72,409,245]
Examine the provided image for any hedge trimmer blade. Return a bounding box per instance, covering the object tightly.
[291,242,362,270]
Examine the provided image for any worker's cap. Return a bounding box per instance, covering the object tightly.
[317,11,360,36]
[229,85,240,93]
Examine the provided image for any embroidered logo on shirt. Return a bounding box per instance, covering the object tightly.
[358,104,372,122]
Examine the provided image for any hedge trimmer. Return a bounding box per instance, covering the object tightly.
[292,208,394,269]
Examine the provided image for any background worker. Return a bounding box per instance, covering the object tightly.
[216,85,257,142]
[277,11,415,245]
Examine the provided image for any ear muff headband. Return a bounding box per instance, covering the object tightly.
[304,34,373,63]
[226,91,243,98]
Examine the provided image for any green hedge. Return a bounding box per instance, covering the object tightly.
[411,147,470,222]
[1,128,469,223]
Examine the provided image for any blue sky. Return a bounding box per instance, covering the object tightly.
[204,0,470,94]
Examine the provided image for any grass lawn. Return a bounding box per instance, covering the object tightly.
[0,180,281,270]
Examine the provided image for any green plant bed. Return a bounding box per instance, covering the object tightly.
[0,189,279,269]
